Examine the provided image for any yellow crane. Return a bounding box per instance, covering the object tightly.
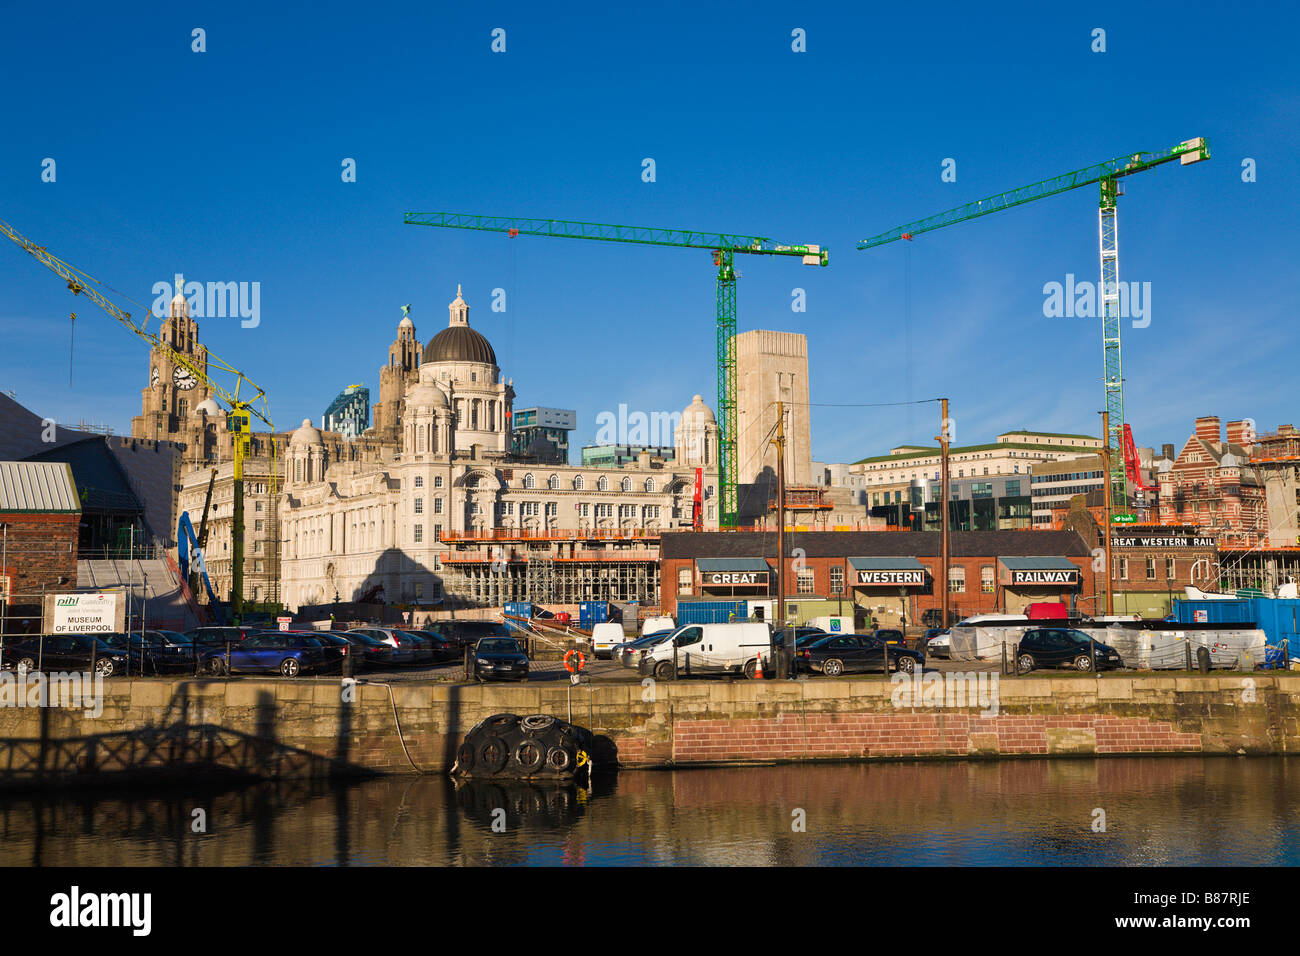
[0,216,277,620]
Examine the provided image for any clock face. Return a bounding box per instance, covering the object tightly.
[150,367,160,387]
[172,366,198,391]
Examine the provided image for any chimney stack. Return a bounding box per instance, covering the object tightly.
[1226,419,1256,449]
[1194,416,1222,443]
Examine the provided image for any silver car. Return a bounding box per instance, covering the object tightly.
[349,627,417,666]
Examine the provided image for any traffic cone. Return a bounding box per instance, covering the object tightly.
[753,652,764,680]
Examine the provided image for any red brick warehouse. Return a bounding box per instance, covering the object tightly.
[660,530,1099,628]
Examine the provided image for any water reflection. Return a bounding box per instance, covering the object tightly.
[0,757,1295,866]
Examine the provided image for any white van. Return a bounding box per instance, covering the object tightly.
[641,615,675,637]
[639,622,772,679]
[590,621,627,659]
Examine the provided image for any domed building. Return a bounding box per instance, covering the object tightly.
[270,286,736,613]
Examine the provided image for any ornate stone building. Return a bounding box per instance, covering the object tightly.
[278,287,721,612]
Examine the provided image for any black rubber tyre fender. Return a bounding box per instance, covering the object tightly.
[455,742,477,773]
[485,713,520,732]
[521,714,557,734]
[477,734,510,774]
[512,737,547,774]
[546,746,573,773]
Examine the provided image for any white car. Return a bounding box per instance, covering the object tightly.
[589,621,627,660]
[927,631,951,658]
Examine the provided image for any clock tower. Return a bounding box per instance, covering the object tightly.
[130,278,227,461]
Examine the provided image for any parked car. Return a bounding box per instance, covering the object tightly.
[618,629,674,668]
[444,621,513,649]
[874,628,906,645]
[1016,628,1123,673]
[277,630,350,671]
[201,632,334,677]
[100,630,196,674]
[2,633,131,676]
[185,625,262,649]
[411,630,463,663]
[801,633,924,676]
[347,627,419,666]
[328,630,395,669]
[472,637,529,682]
[924,628,951,659]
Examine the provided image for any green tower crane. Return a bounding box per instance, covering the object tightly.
[404,212,828,528]
[857,137,1210,506]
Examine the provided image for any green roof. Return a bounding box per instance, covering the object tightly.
[853,442,1100,466]
[1000,430,1098,441]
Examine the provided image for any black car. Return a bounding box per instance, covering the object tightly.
[446,621,513,649]
[1016,628,1123,673]
[874,628,906,645]
[328,630,396,669]
[412,630,463,663]
[801,633,924,676]
[185,625,262,650]
[472,637,529,682]
[2,633,130,676]
[100,630,196,674]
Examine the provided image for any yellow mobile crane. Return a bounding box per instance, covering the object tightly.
[0,216,277,620]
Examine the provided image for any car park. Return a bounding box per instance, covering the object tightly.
[2,633,131,676]
[801,633,924,676]
[201,632,334,677]
[1016,628,1123,673]
[279,630,350,671]
[472,637,529,682]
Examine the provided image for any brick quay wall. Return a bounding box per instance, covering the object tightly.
[0,674,1295,787]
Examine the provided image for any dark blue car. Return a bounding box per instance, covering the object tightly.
[201,632,332,677]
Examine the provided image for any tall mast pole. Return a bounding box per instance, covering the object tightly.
[773,401,787,673]
[939,399,950,626]
[1101,410,1114,616]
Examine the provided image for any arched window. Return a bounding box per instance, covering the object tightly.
[523,473,535,489]
[644,477,655,493]
[548,474,559,490]
[620,476,631,493]
[598,476,609,492]
[573,475,585,490]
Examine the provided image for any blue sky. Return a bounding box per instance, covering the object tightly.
[1,1,1295,463]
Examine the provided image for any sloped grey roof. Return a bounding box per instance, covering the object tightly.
[0,461,80,513]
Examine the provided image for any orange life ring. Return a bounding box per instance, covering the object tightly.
[564,649,586,673]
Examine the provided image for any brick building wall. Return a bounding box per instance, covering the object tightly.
[0,511,80,612]
[661,531,1098,626]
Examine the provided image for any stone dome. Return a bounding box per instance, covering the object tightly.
[194,397,221,417]
[406,380,449,411]
[681,394,717,427]
[1220,452,1239,468]
[289,418,324,446]
[424,325,497,366]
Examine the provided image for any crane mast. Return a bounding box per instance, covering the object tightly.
[0,216,277,620]
[857,138,1209,507]
[405,212,827,528]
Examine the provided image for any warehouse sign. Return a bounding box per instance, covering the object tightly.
[46,592,122,634]
[855,569,926,586]
[701,571,768,587]
[1111,534,1217,549]
[1009,569,1080,585]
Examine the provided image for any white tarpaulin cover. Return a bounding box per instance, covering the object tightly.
[948,625,1030,662]
[1103,626,1267,670]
